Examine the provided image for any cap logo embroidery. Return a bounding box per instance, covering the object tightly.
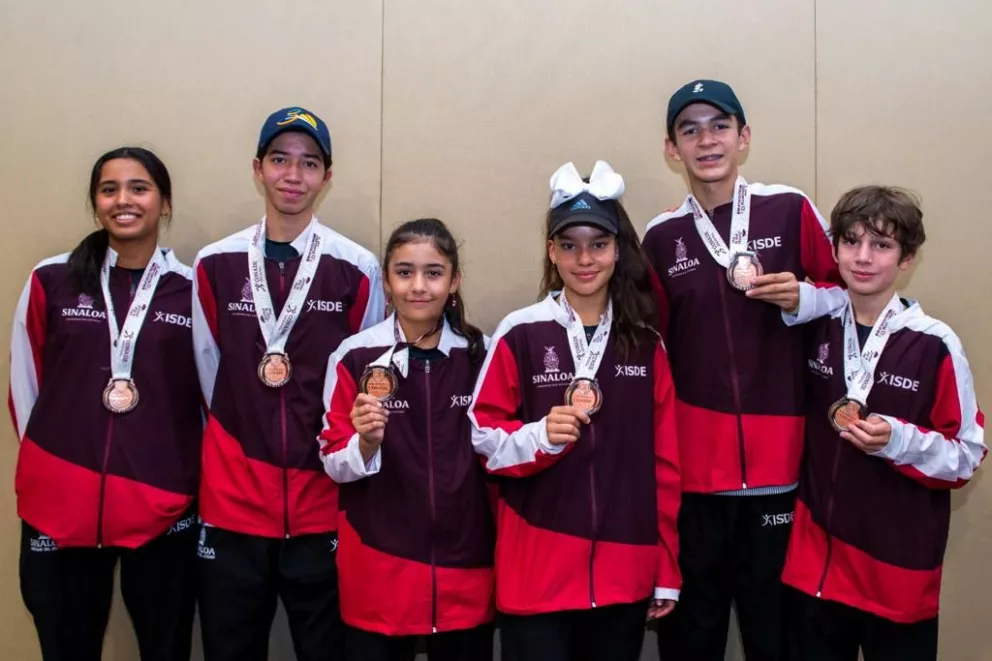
[692,82,704,93]
[277,109,318,130]
[570,198,592,211]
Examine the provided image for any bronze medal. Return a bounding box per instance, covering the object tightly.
[727,251,763,291]
[564,378,603,415]
[258,352,292,388]
[103,379,139,414]
[828,397,868,432]
[359,365,398,402]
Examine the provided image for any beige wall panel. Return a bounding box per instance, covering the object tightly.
[0,1,383,659]
[816,2,992,659]
[380,0,816,335]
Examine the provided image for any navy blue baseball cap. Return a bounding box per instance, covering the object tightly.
[257,106,332,161]
[666,80,746,138]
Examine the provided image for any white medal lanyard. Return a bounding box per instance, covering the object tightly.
[688,176,751,268]
[367,314,444,378]
[841,293,904,404]
[248,216,322,356]
[101,247,168,382]
[558,291,612,381]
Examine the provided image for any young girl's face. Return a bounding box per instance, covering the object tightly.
[94,158,167,244]
[548,225,617,298]
[385,240,460,325]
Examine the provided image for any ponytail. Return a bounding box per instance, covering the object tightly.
[67,229,110,304]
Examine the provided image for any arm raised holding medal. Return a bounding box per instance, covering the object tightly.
[780,186,986,657]
[350,393,389,461]
[471,161,682,652]
[318,219,496,651]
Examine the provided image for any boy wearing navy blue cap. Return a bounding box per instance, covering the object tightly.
[643,81,842,661]
[191,107,384,661]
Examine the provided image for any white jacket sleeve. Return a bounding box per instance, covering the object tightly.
[191,256,221,409]
[9,272,44,440]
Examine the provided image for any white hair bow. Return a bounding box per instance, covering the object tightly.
[549,160,625,209]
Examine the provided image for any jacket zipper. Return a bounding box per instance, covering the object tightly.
[97,274,132,548]
[97,419,114,548]
[816,436,845,597]
[717,271,748,489]
[279,261,290,539]
[588,423,598,608]
[425,360,438,632]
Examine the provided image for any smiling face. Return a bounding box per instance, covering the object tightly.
[547,224,617,299]
[92,158,166,244]
[665,102,750,186]
[834,221,913,299]
[384,240,460,327]
[253,131,332,219]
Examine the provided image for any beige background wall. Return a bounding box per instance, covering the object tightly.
[0,1,987,659]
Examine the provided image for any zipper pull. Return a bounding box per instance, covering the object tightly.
[425,360,431,374]
[278,261,285,275]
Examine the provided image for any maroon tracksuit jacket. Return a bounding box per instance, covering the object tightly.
[642,183,841,492]
[10,249,201,548]
[319,316,495,635]
[468,295,681,615]
[192,221,384,538]
[782,296,986,622]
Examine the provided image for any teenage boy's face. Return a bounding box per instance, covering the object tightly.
[666,103,750,185]
[833,222,913,298]
[548,225,617,299]
[253,132,331,218]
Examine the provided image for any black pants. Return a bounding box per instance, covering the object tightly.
[196,525,344,661]
[784,587,938,661]
[347,623,494,661]
[656,491,795,661]
[19,516,197,661]
[500,600,649,661]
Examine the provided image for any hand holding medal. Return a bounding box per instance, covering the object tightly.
[745,271,802,310]
[829,294,903,439]
[545,405,590,445]
[839,414,892,453]
[351,393,389,448]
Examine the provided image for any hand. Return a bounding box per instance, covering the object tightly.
[839,414,892,453]
[745,272,800,312]
[545,406,590,445]
[351,394,389,447]
[647,599,676,620]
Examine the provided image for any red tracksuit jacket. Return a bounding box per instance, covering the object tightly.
[9,249,201,548]
[468,295,681,615]
[192,221,384,538]
[782,296,986,623]
[642,183,841,492]
[319,316,495,635]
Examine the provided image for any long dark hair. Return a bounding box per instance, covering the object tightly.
[67,147,173,300]
[540,201,658,360]
[383,218,486,363]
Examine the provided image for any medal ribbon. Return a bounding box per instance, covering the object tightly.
[368,314,444,378]
[841,293,904,404]
[558,291,612,382]
[101,247,167,381]
[687,176,752,268]
[248,215,322,355]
